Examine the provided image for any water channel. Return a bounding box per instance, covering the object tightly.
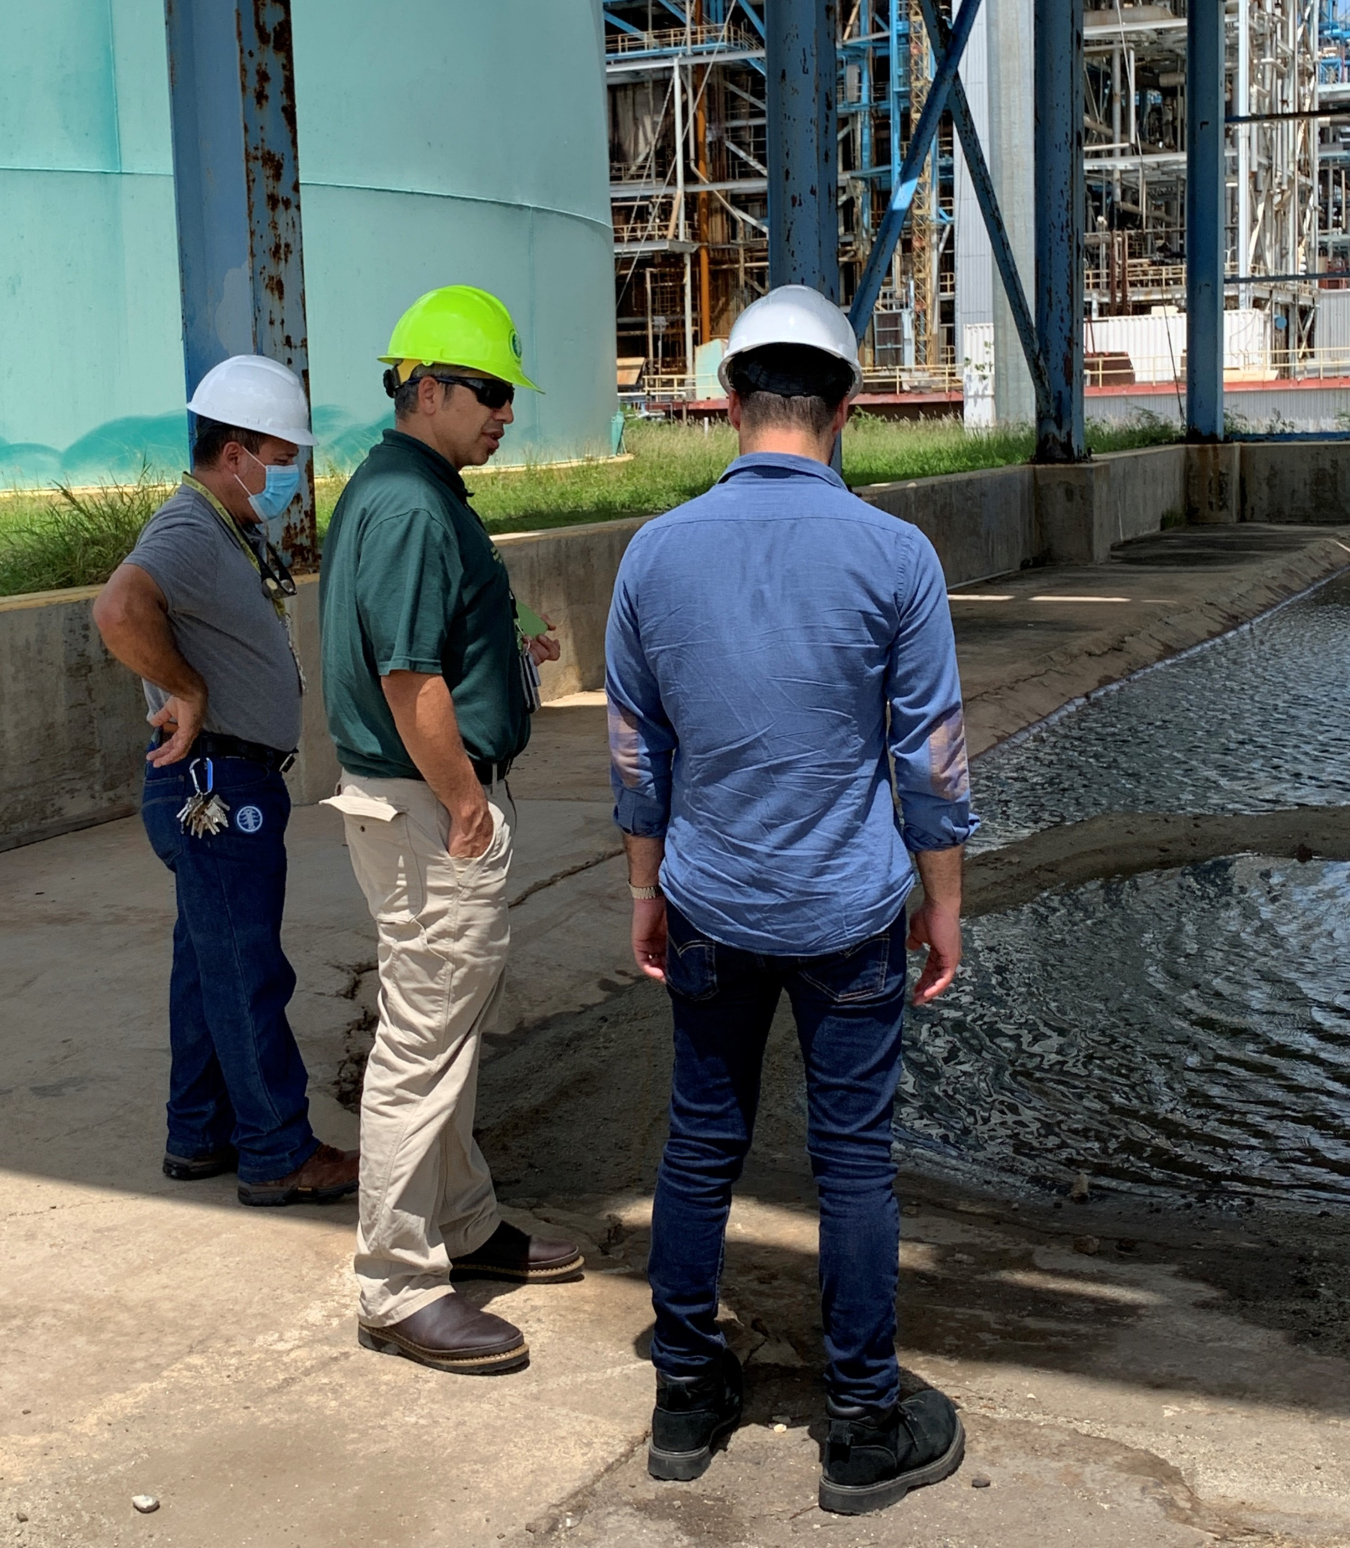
[897,570,1350,1209]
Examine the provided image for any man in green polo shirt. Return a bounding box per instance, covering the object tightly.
[320,287,582,1375]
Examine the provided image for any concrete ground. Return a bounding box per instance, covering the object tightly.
[2,524,1349,1548]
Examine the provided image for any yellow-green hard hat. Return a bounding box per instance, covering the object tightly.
[380,285,540,391]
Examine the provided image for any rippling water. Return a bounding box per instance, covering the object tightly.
[969,570,1350,853]
[901,856,1350,1203]
[898,569,1350,1205]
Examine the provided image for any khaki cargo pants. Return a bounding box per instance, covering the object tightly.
[323,771,510,1326]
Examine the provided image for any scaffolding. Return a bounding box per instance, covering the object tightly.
[1081,1,1319,357]
[604,0,955,396]
[610,2,1344,404]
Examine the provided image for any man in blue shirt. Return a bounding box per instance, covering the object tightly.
[605,286,977,1517]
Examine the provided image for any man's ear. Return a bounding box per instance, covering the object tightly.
[831,397,851,437]
[418,374,443,416]
[726,389,743,431]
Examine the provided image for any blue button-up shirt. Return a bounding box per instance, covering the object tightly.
[605,452,978,957]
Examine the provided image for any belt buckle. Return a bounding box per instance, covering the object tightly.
[279,750,297,775]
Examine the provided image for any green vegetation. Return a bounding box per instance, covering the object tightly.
[3,413,1178,598]
[0,471,168,597]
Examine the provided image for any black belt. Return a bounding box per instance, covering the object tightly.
[472,758,513,786]
[172,731,297,774]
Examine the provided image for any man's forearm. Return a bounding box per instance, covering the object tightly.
[623,832,665,887]
[914,844,963,912]
[93,569,205,702]
[381,671,486,822]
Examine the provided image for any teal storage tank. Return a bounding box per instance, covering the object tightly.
[0,0,617,487]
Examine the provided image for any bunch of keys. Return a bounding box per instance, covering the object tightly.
[177,757,231,838]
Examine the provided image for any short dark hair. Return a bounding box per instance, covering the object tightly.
[385,364,445,421]
[192,417,264,467]
[728,344,853,438]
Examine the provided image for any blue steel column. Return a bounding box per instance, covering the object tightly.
[1186,0,1225,442]
[766,0,840,299]
[163,0,316,565]
[1033,0,1086,462]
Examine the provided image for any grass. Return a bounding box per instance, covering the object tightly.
[3,413,1179,598]
[0,471,169,597]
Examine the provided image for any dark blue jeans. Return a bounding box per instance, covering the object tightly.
[141,756,316,1184]
[649,901,908,1411]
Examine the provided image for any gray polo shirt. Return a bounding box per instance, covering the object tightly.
[125,480,302,752]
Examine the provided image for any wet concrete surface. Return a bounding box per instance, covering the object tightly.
[2,523,1349,1546]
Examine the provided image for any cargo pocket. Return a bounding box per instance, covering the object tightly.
[323,789,424,922]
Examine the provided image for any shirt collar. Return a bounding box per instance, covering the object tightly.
[381,428,470,500]
[716,451,847,490]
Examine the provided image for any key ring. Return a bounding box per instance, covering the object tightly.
[188,757,214,797]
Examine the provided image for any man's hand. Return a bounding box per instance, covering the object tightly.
[623,832,667,981]
[632,896,668,982]
[906,900,962,1005]
[447,796,495,860]
[527,612,560,666]
[93,564,208,762]
[146,691,207,767]
[381,671,495,855]
[908,844,964,1005]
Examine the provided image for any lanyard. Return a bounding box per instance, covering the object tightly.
[183,474,306,692]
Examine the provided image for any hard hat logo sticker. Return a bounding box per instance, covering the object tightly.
[511,330,522,360]
[236,805,264,834]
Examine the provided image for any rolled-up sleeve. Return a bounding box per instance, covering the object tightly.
[888,532,980,851]
[605,559,675,836]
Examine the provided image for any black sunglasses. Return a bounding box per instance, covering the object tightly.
[426,373,515,410]
[258,540,298,599]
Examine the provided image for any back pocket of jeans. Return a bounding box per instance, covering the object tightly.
[665,913,718,1002]
[798,931,892,1004]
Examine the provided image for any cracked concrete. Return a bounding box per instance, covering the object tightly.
[2,522,1348,1547]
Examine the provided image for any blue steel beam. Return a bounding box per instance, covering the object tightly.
[603,9,645,38]
[847,0,983,335]
[163,0,316,564]
[766,0,840,300]
[1186,0,1225,442]
[916,0,1050,422]
[1033,0,1085,462]
[736,0,766,38]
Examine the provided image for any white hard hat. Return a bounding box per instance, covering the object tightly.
[718,284,863,398]
[187,355,315,446]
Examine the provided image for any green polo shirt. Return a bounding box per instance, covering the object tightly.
[319,430,530,781]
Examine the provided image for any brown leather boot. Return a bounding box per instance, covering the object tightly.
[237,1142,359,1207]
[451,1219,585,1283]
[358,1294,528,1375]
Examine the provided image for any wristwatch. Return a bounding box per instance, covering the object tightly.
[628,882,662,901]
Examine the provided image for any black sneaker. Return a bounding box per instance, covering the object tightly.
[648,1349,744,1481]
[819,1387,964,1515]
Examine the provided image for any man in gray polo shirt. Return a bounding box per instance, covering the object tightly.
[94,356,358,1208]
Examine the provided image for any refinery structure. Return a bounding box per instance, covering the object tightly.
[604,0,1350,422]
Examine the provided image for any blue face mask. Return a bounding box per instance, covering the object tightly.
[237,450,300,539]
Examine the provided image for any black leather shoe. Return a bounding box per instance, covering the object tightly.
[357,1294,528,1375]
[451,1219,584,1283]
[819,1387,964,1515]
[648,1349,743,1481]
[163,1147,237,1181]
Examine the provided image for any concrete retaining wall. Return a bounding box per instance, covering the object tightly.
[1241,441,1350,524]
[850,465,1035,585]
[498,517,650,700]
[5,439,1350,850]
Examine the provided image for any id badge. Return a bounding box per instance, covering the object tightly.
[519,644,542,713]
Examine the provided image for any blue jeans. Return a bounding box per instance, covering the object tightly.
[649,901,908,1411]
[141,756,316,1184]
